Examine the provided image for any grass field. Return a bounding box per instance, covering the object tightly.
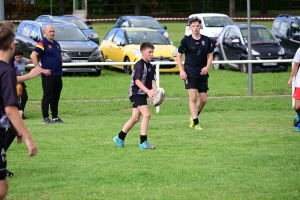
[6,20,300,199]
[6,67,300,199]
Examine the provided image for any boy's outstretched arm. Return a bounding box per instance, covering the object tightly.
[17,67,41,83]
[5,105,37,156]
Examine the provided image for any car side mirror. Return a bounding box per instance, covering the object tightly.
[293,35,300,41]
[232,38,240,43]
[89,26,93,30]
[286,28,290,37]
[31,36,39,42]
[276,37,282,42]
[163,26,167,30]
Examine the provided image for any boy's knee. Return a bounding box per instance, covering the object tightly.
[0,179,8,199]
[144,113,151,119]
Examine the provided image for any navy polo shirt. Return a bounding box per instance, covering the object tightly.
[33,37,63,76]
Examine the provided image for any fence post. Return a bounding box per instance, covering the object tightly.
[292,61,295,108]
[155,63,160,113]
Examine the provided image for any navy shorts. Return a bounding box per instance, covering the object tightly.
[185,77,209,93]
[129,95,148,108]
[0,128,7,180]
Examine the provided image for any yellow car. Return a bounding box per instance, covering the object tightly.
[100,28,179,74]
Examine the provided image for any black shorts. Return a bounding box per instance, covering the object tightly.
[129,95,148,108]
[0,128,7,180]
[185,77,209,93]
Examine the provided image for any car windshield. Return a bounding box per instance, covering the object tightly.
[126,31,169,44]
[44,26,89,41]
[240,28,278,44]
[54,18,89,30]
[202,16,234,27]
[128,18,162,29]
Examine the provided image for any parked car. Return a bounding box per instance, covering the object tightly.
[35,15,99,44]
[113,16,169,40]
[100,28,179,74]
[185,13,235,46]
[213,24,288,73]
[15,20,103,76]
[271,14,300,59]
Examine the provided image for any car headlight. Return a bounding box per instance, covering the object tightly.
[61,50,69,57]
[163,31,169,39]
[92,48,100,56]
[246,48,260,55]
[172,49,178,57]
[278,47,285,55]
[132,48,142,57]
[90,33,98,38]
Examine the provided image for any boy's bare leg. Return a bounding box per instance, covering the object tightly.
[122,108,141,133]
[137,105,151,136]
[0,179,8,200]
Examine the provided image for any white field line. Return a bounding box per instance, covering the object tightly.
[27,95,291,103]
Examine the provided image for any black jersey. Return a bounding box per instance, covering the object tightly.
[129,59,155,97]
[178,34,214,78]
[0,61,19,128]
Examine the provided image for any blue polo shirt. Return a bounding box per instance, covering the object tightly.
[33,37,62,76]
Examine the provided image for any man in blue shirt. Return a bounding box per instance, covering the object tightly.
[30,25,64,124]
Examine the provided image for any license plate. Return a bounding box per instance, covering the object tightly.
[263,62,277,66]
[71,60,88,63]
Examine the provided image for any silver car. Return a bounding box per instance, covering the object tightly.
[15,20,103,76]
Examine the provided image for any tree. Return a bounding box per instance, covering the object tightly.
[59,0,65,15]
[134,0,140,15]
[229,0,235,20]
[260,0,268,16]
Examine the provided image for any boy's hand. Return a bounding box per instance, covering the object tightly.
[148,89,156,100]
[179,69,187,80]
[28,67,42,78]
[25,138,37,156]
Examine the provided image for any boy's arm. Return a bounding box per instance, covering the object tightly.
[16,67,41,83]
[152,80,158,90]
[26,59,33,64]
[135,79,155,99]
[5,105,37,156]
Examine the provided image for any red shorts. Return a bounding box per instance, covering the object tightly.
[293,87,300,100]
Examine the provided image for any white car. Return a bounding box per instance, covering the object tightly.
[184,13,234,45]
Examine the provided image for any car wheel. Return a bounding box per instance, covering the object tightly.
[88,70,101,76]
[124,57,132,75]
[100,52,108,69]
[213,54,224,70]
[239,58,248,73]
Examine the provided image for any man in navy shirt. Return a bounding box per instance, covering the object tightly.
[177,17,214,130]
[30,25,64,124]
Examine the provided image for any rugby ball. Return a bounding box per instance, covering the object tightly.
[150,87,166,107]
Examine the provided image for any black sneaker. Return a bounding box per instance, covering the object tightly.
[52,117,63,123]
[6,169,14,177]
[42,117,52,124]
